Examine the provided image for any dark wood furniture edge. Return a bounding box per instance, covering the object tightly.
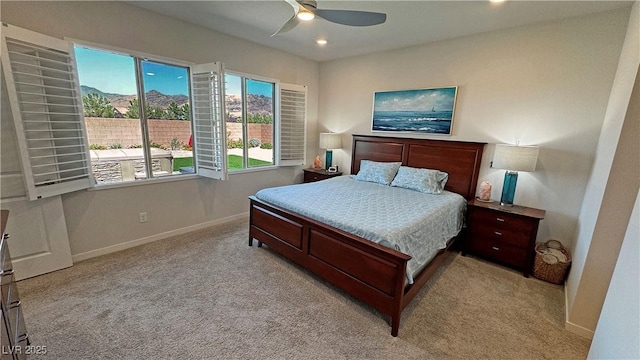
[249,135,486,336]
[468,198,546,219]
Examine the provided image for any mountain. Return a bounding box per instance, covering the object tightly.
[82,86,272,116]
[80,86,189,111]
[225,94,273,117]
[145,90,189,108]
[80,85,123,99]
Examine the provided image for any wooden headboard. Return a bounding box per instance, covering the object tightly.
[351,135,486,200]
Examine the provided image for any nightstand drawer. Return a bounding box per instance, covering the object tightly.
[469,209,534,233]
[472,222,530,248]
[467,237,528,270]
[304,172,325,183]
[465,200,545,277]
[303,169,342,183]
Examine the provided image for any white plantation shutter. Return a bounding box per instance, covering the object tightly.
[190,62,227,180]
[1,24,93,201]
[278,83,306,166]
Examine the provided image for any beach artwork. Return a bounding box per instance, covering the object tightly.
[372,86,458,135]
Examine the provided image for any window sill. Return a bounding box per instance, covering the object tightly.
[88,173,199,191]
[87,165,282,191]
[228,165,279,175]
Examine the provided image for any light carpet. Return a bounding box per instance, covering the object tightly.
[17,218,591,359]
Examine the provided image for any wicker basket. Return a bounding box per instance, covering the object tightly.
[533,240,571,284]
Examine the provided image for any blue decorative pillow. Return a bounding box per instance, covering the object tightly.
[355,160,402,185]
[390,166,449,194]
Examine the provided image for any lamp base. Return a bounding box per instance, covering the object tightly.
[500,171,518,206]
[325,150,333,170]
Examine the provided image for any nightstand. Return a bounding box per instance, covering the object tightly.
[303,168,343,183]
[464,198,545,277]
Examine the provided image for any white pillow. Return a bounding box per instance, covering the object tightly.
[390,166,448,194]
[355,160,402,185]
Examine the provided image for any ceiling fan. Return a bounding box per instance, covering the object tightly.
[272,0,387,36]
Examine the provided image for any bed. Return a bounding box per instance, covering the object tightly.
[248,135,485,336]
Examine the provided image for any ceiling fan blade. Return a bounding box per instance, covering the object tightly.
[272,13,300,36]
[313,9,386,27]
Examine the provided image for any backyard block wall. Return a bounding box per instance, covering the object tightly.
[85,118,272,148]
[85,118,143,148]
[226,123,273,145]
[148,120,192,148]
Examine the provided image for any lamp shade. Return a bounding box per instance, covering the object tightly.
[492,144,539,172]
[319,133,342,150]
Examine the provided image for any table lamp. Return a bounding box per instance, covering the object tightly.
[492,143,539,206]
[319,133,342,170]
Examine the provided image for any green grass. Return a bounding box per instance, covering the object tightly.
[173,155,271,172]
[227,155,272,170]
[173,157,194,171]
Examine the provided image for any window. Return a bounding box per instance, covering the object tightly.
[225,73,275,171]
[2,24,304,202]
[2,24,227,200]
[74,46,194,184]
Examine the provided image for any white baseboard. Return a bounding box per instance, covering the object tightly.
[72,212,249,263]
[564,283,595,340]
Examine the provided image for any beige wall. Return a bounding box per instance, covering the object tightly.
[567,0,640,336]
[0,1,319,258]
[588,191,640,359]
[318,9,629,252]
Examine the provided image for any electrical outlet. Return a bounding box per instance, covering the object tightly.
[139,212,148,223]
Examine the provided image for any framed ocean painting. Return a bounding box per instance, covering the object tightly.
[371,86,458,135]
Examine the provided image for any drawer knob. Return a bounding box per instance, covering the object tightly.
[496,218,505,222]
[494,231,503,236]
[492,246,500,251]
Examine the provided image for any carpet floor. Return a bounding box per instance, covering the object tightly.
[17,218,591,359]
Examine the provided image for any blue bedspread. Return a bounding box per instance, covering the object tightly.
[255,176,465,284]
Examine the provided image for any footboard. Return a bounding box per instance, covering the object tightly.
[249,196,411,336]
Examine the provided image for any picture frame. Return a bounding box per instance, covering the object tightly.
[371,86,458,135]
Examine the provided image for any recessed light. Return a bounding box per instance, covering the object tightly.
[297,10,315,21]
[316,38,328,45]
[490,0,506,3]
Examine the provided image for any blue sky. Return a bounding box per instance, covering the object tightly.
[75,46,272,98]
[225,74,274,97]
[75,46,138,95]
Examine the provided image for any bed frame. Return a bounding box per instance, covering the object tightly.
[248,135,485,336]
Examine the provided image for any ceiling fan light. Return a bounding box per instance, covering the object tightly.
[297,10,315,21]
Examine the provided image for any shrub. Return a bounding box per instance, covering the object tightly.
[128,142,167,150]
[249,138,261,148]
[89,144,107,150]
[247,113,273,124]
[228,139,243,149]
[170,137,184,150]
[83,94,116,118]
[149,141,167,150]
[108,143,123,149]
[260,142,272,149]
